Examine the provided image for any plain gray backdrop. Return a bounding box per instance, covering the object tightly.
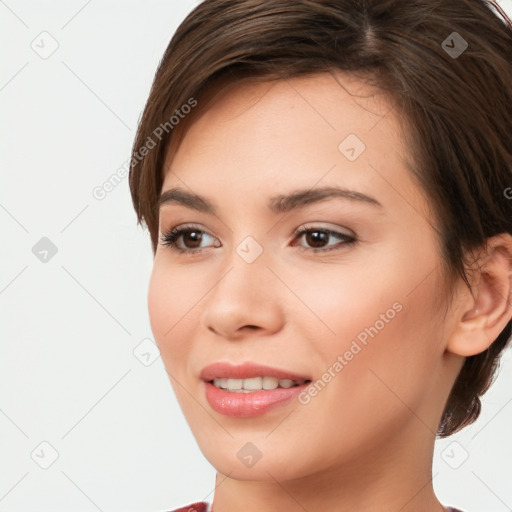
[1,1,511,510]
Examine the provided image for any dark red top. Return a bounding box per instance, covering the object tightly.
[168,502,463,511]
[168,502,210,512]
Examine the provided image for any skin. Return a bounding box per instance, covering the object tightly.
[147,72,512,512]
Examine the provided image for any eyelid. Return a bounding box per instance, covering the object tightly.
[292,222,355,238]
[160,222,212,238]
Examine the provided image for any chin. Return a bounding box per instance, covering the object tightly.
[197,433,317,482]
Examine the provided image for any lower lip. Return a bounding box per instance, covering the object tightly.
[204,381,310,418]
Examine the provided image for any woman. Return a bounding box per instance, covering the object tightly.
[128,0,512,510]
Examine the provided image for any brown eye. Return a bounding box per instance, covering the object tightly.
[293,227,356,252]
[304,230,329,248]
[181,230,203,249]
[160,225,219,253]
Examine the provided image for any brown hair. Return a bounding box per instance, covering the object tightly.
[129,0,512,437]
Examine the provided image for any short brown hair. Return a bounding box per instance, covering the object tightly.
[129,0,512,437]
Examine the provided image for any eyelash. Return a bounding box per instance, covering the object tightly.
[160,223,357,256]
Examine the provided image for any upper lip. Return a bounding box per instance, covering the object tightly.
[200,362,311,382]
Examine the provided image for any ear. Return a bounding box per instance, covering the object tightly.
[446,233,512,357]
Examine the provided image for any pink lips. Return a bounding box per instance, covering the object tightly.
[200,362,312,418]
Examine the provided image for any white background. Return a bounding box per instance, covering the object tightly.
[1,1,511,511]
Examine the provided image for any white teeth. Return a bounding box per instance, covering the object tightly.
[226,378,243,390]
[243,377,262,390]
[215,378,228,389]
[212,376,306,392]
[262,376,279,390]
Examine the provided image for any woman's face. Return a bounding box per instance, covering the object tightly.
[148,72,464,481]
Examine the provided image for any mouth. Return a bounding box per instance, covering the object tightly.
[200,362,312,417]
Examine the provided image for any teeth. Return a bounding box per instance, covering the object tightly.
[212,377,306,392]
[278,379,295,388]
[227,378,242,390]
[244,377,262,390]
[263,376,278,390]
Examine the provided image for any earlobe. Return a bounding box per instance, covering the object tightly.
[447,234,512,358]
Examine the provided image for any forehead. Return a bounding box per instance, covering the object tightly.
[163,73,415,204]
[163,71,401,172]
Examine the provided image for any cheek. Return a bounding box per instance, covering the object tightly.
[147,260,205,367]
[147,261,211,416]
[276,254,408,354]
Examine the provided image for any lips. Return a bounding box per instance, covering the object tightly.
[200,362,313,417]
[200,361,312,382]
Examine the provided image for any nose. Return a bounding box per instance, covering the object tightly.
[200,253,285,340]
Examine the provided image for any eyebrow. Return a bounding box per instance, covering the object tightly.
[158,185,383,214]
